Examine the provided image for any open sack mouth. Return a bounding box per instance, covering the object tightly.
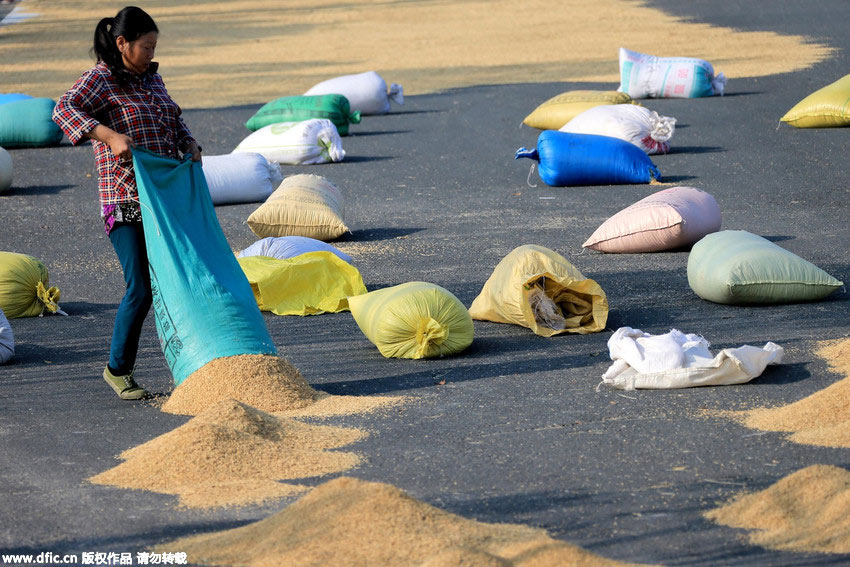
[526,276,595,331]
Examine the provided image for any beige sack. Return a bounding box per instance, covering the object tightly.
[469,245,608,337]
[523,90,640,130]
[246,174,348,241]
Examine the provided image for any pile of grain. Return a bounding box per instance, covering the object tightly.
[162,354,322,415]
[739,338,850,447]
[4,1,832,108]
[162,354,403,418]
[90,399,365,508]
[161,476,645,567]
[705,465,850,554]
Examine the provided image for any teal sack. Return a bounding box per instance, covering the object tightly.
[245,94,361,135]
[688,230,843,305]
[0,98,63,148]
[132,148,277,385]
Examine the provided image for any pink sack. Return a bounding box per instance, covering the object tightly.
[583,186,721,253]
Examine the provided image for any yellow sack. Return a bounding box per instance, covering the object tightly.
[469,245,608,337]
[781,74,850,128]
[348,281,474,359]
[238,251,366,316]
[246,173,349,241]
[523,90,640,130]
[0,251,63,318]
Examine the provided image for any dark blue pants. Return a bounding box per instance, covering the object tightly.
[107,223,152,375]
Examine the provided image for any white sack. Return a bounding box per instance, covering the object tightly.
[202,152,283,205]
[233,119,345,165]
[560,104,676,155]
[618,47,726,98]
[237,236,353,264]
[0,307,14,364]
[305,71,403,115]
[600,326,783,390]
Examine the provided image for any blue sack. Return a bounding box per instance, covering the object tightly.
[0,93,33,105]
[132,147,278,386]
[515,130,661,187]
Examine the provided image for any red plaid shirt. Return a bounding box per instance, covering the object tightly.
[53,61,196,228]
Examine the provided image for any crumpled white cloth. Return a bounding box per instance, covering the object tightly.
[600,327,783,390]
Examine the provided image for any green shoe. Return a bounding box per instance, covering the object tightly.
[103,366,148,400]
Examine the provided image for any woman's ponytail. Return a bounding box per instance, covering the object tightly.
[91,17,121,72]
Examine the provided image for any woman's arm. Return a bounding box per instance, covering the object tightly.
[52,68,111,146]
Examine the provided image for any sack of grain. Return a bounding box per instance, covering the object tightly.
[618,47,726,98]
[348,282,474,359]
[0,307,13,364]
[233,119,345,165]
[247,174,348,241]
[238,236,353,264]
[305,71,403,115]
[238,251,366,316]
[0,98,63,148]
[781,73,850,128]
[0,251,63,318]
[515,130,661,187]
[583,186,721,253]
[0,147,12,193]
[523,90,640,130]
[245,94,361,135]
[202,152,283,205]
[688,230,843,305]
[560,104,676,154]
[133,148,278,386]
[469,245,608,337]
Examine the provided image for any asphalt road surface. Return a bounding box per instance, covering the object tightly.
[2,1,850,566]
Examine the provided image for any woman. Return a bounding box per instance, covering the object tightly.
[53,6,201,400]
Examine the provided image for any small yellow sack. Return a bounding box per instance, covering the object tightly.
[238,251,366,316]
[469,245,608,337]
[348,282,474,359]
[246,173,349,241]
[781,73,850,128]
[523,90,640,130]
[0,251,63,318]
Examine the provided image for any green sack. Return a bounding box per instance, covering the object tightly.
[0,98,63,148]
[348,282,474,359]
[688,230,843,304]
[0,251,63,317]
[245,95,361,135]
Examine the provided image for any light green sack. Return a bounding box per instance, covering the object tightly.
[688,231,843,304]
[348,282,474,359]
[238,251,366,316]
[0,251,63,317]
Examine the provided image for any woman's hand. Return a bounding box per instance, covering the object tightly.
[183,141,202,163]
[86,125,133,163]
[107,132,134,163]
